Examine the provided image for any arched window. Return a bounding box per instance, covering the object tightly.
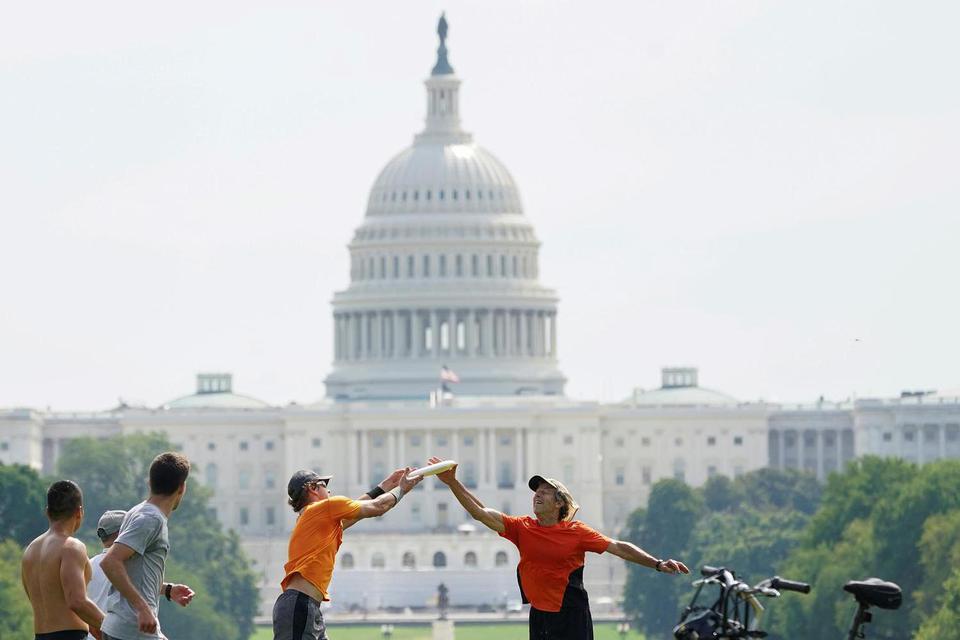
[464,551,477,568]
[340,553,354,569]
[205,463,218,489]
[495,551,509,567]
[372,552,386,569]
[402,552,416,569]
[433,551,447,568]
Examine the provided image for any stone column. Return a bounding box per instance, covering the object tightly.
[816,430,825,481]
[778,429,786,471]
[467,310,477,357]
[484,311,494,356]
[504,311,513,357]
[448,309,457,355]
[359,312,368,360]
[393,311,402,358]
[550,312,558,357]
[430,310,440,359]
[940,425,947,460]
[536,312,545,356]
[519,311,529,356]
[398,429,407,468]
[412,311,422,357]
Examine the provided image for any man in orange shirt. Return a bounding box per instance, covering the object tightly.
[429,456,689,640]
[273,467,422,640]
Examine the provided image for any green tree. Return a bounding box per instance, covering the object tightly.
[734,467,821,515]
[915,509,960,618]
[805,456,915,546]
[57,434,259,640]
[0,538,33,640]
[0,463,48,547]
[915,570,960,640]
[702,475,743,513]
[872,460,960,638]
[623,479,703,639]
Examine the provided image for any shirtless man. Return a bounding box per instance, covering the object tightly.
[21,479,104,640]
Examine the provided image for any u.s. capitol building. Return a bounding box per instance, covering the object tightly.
[2,16,959,618]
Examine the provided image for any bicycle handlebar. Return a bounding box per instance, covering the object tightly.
[769,577,811,594]
[701,565,722,577]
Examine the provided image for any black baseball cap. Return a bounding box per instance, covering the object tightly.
[287,470,333,499]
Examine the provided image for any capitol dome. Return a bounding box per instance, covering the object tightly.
[163,374,270,411]
[366,144,523,216]
[625,368,739,408]
[324,15,565,401]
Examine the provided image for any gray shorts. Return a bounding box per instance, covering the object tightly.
[272,589,327,640]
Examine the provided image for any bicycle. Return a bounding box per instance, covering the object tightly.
[673,565,902,639]
[673,565,810,639]
[842,578,901,640]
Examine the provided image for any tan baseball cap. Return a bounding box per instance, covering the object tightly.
[528,475,580,522]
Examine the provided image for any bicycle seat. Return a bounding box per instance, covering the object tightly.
[843,578,902,610]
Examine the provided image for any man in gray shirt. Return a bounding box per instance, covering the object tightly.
[101,452,196,640]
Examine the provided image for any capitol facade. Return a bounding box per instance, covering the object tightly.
[2,17,959,619]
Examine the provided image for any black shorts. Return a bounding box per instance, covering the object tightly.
[35,632,88,640]
[272,589,327,640]
[529,606,594,640]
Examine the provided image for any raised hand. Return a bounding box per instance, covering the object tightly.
[399,467,423,494]
[658,559,690,575]
[428,456,458,485]
[170,583,195,606]
[380,468,407,491]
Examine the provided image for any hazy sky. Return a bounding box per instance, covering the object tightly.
[2,1,958,410]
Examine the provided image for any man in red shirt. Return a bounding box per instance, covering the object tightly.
[429,456,689,639]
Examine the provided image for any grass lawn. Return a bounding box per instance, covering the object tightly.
[251,622,644,640]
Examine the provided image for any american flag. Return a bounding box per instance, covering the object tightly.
[440,366,460,383]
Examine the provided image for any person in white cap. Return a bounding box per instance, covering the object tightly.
[429,456,689,640]
[85,510,126,640]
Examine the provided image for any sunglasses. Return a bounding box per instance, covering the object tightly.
[308,479,329,490]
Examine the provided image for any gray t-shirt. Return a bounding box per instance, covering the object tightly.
[102,501,169,640]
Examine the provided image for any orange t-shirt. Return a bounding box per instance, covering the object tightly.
[499,515,611,612]
[281,495,362,600]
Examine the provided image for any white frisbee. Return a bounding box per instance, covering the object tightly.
[407,460,457,479]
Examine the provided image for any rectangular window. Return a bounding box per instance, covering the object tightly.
[407,255,415,277]
[707,465,718,478]
[423,255,431,277]
[312,438,322,448]
[563,435,573,445]
[439,255,447,276]
[641,437,651,447]
[486,255,493,276]
[239,441,248,451]
[239,507,249,526]
[615,467,625,486]
[463,435,474,446]
[707,436,716,446]
[264,471,275,490]
[393,256,399,278]
[472,255,479,276]
[265,506,275,526]
[733,436,743,446]
[456,255,463,276]
[265,441,274,451]
[641,466,652,485]
[882,432,893,442]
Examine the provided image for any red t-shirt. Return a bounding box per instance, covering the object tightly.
[499,515,611,612]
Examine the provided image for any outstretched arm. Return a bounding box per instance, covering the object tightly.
[350,468,422,522]
[344,468,408,530]
[61,540,104,636]
[429,456,506,533]
[605,540,689,574]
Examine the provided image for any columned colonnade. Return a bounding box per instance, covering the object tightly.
[334,309,557,361]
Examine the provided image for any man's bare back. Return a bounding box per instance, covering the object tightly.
[21,529,95,636]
